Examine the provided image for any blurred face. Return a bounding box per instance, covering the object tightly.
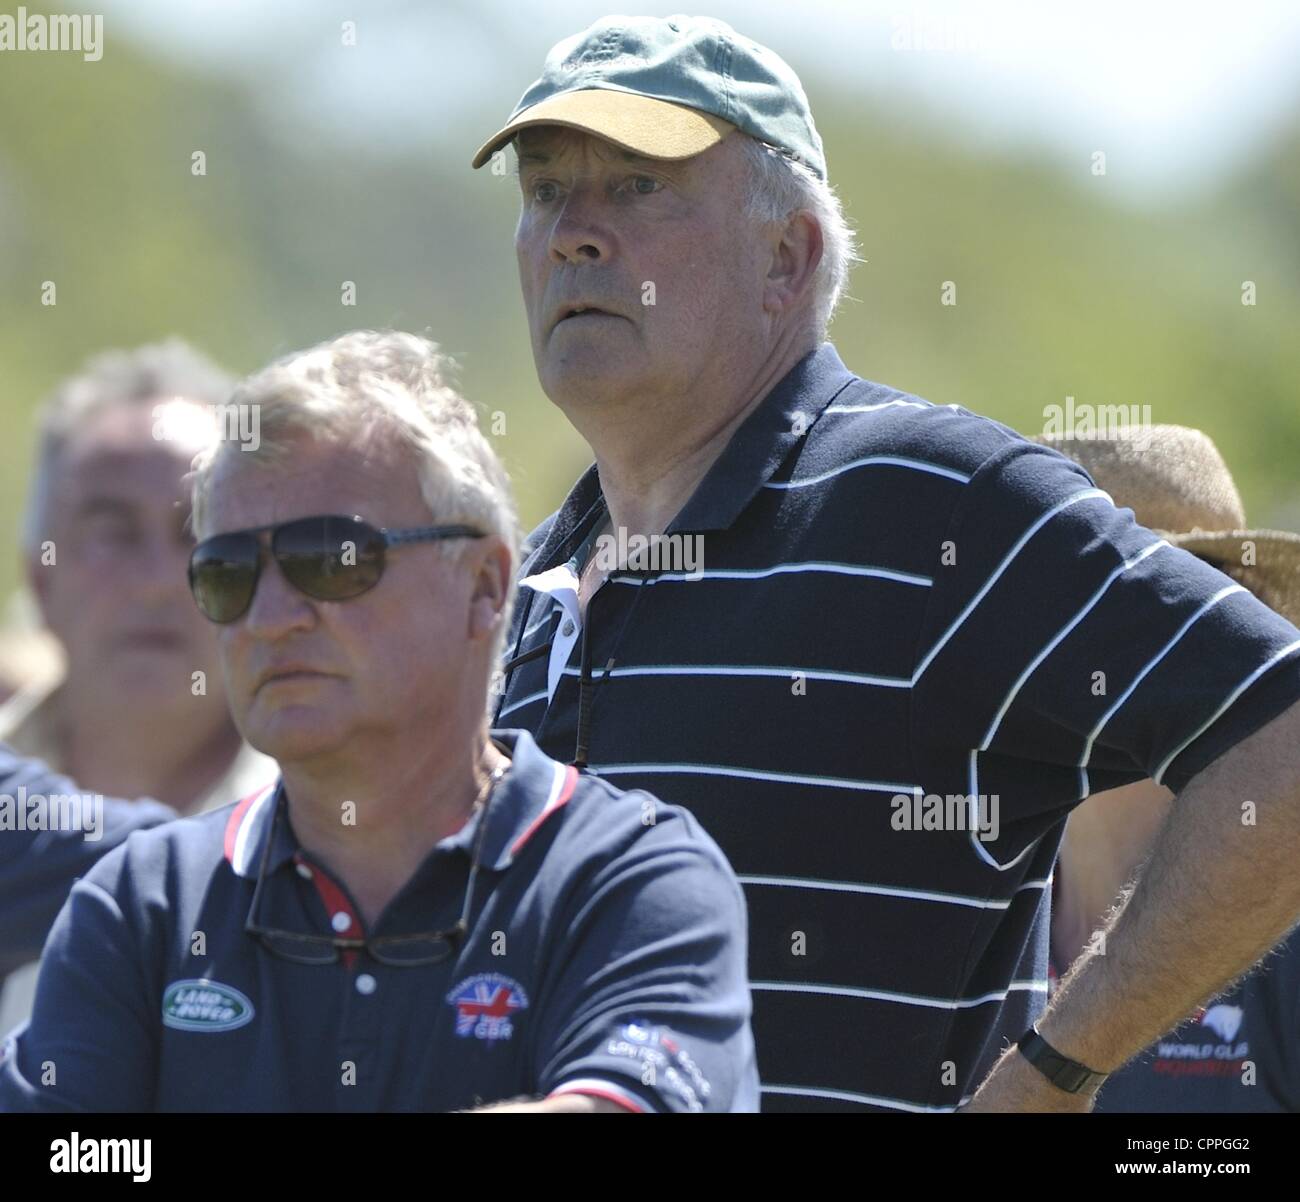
[34,401,222,705]
[198,432,495,767]
[514,127,770,411]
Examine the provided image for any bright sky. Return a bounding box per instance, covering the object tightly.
[102,0,1300,200]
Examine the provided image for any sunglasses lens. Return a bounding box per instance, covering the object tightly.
[275,516,385,602]
[189,534,260,623]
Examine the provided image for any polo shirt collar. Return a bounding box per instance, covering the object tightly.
[222,730,578,880]
[474,729,580,870]
[523,342,857,574]
[223,780,291,880]
[670,341,857,533]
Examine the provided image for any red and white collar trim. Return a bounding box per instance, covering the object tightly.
[223,751,576,878]
[509,762,578,859]
[223,781,279,878]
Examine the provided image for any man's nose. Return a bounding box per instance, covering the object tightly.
[241,552,315,638]
[548,184,613,264]
[133,533,194,604]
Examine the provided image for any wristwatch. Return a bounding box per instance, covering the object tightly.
[1016,1025,1109,1094]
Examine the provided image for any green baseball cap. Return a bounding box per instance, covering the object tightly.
[471,14,827,180]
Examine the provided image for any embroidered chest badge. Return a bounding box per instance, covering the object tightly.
[162,979,255,1032]
[447,973,529,1042]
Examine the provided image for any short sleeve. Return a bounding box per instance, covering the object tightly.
[529,809,758,1113]
[911,442,1300,865]
[0,847,157,1111]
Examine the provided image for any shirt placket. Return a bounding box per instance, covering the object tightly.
[291,850,387,1110]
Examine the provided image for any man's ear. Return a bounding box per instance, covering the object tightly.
[763,209,824,317]
[468,538,513,644]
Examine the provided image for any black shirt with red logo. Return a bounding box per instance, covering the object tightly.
[1094,925,1300,1112]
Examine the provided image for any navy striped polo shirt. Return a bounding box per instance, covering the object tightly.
[493,341,1300,1113]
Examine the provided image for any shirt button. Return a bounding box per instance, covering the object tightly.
[561,619,575,637]
[295,862,313,880]
[331,911,353,933]
[355,973,377,996]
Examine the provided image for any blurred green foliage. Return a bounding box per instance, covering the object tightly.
[2,12,1298,616]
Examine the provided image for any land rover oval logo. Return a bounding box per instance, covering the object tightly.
[162,979,254,1032]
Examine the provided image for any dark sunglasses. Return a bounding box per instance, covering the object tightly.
[189,514,485,624]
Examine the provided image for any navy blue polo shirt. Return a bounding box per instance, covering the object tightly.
[494,341,1300,1112]
[1092,924,1300,1112]
[1,746,175,987]
[0,730,757,1112]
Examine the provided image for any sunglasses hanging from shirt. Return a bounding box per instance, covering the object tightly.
[188,514,485,624]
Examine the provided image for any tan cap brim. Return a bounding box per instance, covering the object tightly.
[471,88,735,169]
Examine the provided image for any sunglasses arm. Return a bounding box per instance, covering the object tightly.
[382,525,487,547]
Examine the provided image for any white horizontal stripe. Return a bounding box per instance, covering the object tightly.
[979,539,1170,752]
[737,874,1050,910]
[562,663,912,689]
[1081,582,1245,775]
[588,761,916,794]
[497,688,547,718]
[1006,980,1051,993]
[1154,637,1300,786]
[913,487,1111,683]
[764,455,972,490]
[607,561,932,587]
[751,979,1048,1010]
[761,1084,965,1113]
[963,536,1170,872]
[823,399,932,415]
[966,746,1040,875]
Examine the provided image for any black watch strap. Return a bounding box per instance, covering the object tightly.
[1016,1026,1109,1094]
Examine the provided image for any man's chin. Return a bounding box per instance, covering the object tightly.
[85,660,196,706]
[541,355,643,408]
[241,709,350,766]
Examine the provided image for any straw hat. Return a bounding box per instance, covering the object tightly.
[1034,425,1300,625]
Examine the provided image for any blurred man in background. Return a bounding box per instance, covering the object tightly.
[0,341,275,1032]
[1042,425,1300,1111]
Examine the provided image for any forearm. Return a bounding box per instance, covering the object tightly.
[469,1094,629,1113]
[1040,701,1300,1072]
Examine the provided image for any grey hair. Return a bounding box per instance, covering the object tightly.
[189,330,520,665]
[22,339,235,552]
[736,135,860,337]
